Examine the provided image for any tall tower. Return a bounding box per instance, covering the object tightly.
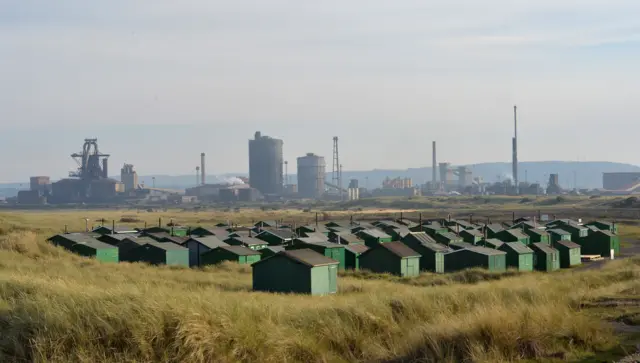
[432,141,437,185]
[512,105,519,195]
[332,137,341,198]
[248,131,284,195]
[201,153,206,185]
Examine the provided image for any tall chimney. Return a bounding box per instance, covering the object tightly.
[432,141,437,184]
[200,153,206,185]
[102,158,108,179]
[512,105,519,195]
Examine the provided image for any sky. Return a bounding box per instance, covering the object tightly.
[1,1,639,182]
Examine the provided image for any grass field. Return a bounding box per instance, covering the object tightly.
[1,209,640,362]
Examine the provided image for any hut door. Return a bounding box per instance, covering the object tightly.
[328,265,337,293]
[610,249,615,260]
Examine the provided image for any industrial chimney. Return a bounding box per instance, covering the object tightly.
[432,141,437,185]
[102,158,108,179]
[201,153,206,185]
[512,106,519,195]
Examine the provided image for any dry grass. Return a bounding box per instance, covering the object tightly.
[0,211,638,362]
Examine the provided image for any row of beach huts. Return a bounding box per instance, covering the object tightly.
[47,216,620,295]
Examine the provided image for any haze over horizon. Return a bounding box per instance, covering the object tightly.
[2,1,639,182]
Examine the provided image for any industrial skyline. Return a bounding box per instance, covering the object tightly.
[2,2,640,181]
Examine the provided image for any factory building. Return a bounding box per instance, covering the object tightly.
[249,131,283,195]
[120,164,138,192]
[297,153,326,198]
[30,176,51,195]
[603,172,640,191]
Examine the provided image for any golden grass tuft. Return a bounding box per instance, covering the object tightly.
[0,211,637,362]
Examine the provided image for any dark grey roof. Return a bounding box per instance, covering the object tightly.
[378,242,421,258]
[262,246,285,253]
[225,236,267,246]
[485,224,505,232]
[192,227,230,236]
[449,241,475,249]
[279,249,339,267]
[437,232,461,241]
[216,245,261,256]
[296,237,331,244]
[143,241,188,251]
[49,233,100,244]
[333,233,362,244]
[302,232,329,241]
[71,239,116,250]
[555,240,581,249]
[467,246,507,256]
[344,244,370,254]
[461,229,483,237]
[187,236,229,249]
[258,229,295,240]
[503,229,528,239]
[483,238,504,248]
[98,233,139,242]
[547,228,571,236]
[403,232,437,245]
[305,241,344,249]
[525,228,549,236]
[255,220,278,227]
[531,243,557,254]
[358,229,392,239]
[501,242,534,254]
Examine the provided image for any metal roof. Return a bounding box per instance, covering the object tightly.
[358,229,392,239]
[403,232,437,245]
[49,233,99,244]
[531,243,557,254]
[263,246,285,253]
[547,228,571,236]
[257,229,296,240]
[467,246,507,256]
[305,241,344,249]
[226,236,267,246]
[555,240,581,249]
[71,239,116,250]
[501,242,534,254]
[483,238,504,248]
[333,233,362,244]
[437,232,461,241]
[143,241,188,251]
[503,229,528,239]
[216,245,261,256]
[378,241,421,258]
[344,244,370,254]
[187,236,229,249]
[302,232,329,241]
[275,249,339,267]
[461,229,483,237]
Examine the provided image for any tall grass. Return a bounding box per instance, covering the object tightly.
[0,214,637,362]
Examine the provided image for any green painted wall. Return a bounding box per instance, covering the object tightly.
[577,234,620,257]
[310,264,338,295]
[71,244,119,263]
[253,257,337,295]
[444,250,507,273]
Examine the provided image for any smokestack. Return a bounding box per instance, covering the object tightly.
[432,141,437,184]
[102,158,108,178]
[512,105,519,195]
[200,153,206,185]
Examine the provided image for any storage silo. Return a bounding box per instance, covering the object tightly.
[297,153,326,198]
[248,132,284,195]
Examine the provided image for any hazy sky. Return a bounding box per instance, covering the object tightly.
[1,1,639,182]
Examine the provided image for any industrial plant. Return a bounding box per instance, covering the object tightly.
[11,105,640,206]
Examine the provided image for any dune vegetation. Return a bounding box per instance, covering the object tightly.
[0,210,639,362]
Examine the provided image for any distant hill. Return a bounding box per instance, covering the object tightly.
[138,161,640,190]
